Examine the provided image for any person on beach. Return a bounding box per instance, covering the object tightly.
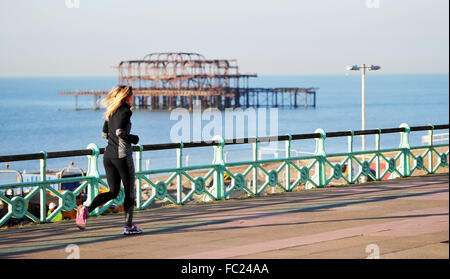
[47,202,63,222]
[76,85,143,235]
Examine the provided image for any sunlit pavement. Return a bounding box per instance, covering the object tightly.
[0,173,448,259]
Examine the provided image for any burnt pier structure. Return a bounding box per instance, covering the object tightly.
[59,52,317,110]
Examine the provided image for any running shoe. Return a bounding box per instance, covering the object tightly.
[76,205,88,231]
[123,224,143,235]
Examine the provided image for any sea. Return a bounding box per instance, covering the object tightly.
[0,74,448,184]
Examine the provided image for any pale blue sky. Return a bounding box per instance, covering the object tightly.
[0,0,448,76]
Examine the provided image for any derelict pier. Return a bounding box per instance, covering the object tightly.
[59,52,317,110]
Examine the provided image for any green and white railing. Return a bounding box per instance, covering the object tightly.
[0,123,448,226]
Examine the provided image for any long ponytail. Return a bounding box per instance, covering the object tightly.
[100,85,132,121]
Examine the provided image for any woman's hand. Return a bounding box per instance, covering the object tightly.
[129,134,139,144]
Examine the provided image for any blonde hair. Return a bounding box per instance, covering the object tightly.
[100,85,133,121]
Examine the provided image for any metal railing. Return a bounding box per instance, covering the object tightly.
[422,132,449,145]
[0,123,448,226]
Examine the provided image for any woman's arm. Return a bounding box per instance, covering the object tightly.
[115,109,139,144]
[102,121,109,139]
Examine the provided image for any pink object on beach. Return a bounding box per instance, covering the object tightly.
[76,205,88,231]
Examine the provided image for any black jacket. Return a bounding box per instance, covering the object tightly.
[102,103,139,158]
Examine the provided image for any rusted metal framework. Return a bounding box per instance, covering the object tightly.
[119,52,250,89]
[59,52,317,110]
[117,52,256,110]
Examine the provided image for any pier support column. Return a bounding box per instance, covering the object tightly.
[246,91,249,108]
[234,92,240,108]
[201,97,207,109]
[215,96,221,110]
[224,97,231,108]
[93,96,98,110]
[162,96,167,109]
[152,96,158,110]
[173,96,178,110]
[188,96,193,111]
[180,96,185,108]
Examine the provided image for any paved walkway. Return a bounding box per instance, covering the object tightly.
[0,173,448,259]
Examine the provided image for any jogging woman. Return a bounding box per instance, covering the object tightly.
[76,85,143,235]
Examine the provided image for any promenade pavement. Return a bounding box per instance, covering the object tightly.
[0,173,448,259]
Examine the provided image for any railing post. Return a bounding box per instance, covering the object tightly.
[39,151,47,223]
[176,142,183,204]
[399,123,411,177]
[375,128,381,180]
[428,124,434,173]
[86,143,100,215]
[135,144,143,209]
[347,130,354,184]
[204,136,225,201]
[252,137,259,194]
[307,128,326,189]
[285,134,292,191]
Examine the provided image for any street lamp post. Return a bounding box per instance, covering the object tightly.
[361,64,366,153]
[346,64,381,182]
[346,64,381,153]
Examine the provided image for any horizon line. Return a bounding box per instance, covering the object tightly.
[0,72,448,79]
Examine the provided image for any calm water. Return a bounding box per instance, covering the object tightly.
[0,74,448,182]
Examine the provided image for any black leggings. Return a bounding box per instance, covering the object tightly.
[87,155,136,226]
